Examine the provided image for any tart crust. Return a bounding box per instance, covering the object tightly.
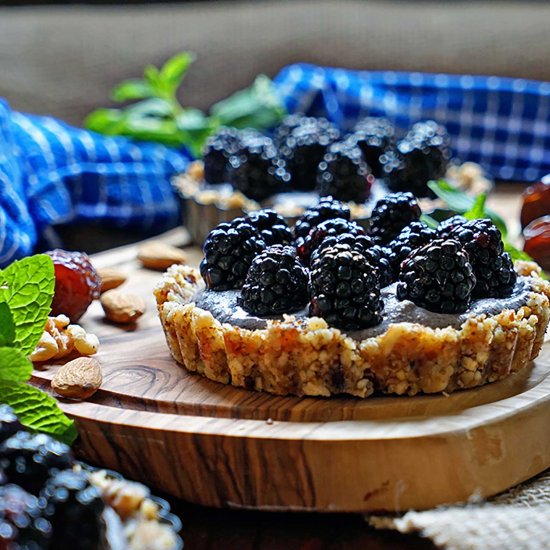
[154,265,550,398]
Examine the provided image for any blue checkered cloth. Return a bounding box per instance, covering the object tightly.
[275,63,550,182]
[0,99,189,267]
[2,64,550,267]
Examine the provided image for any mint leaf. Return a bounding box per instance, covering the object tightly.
[420,214,440,229]
[463,193,487,220]
[0,347,33,382]
[112,79,155,102]
[0,381,77,444]
[0,255,55,356]
[160,52,195,92]
[0,303,15,346]
[84,108,126,135]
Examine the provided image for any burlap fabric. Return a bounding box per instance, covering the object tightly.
[369,469,550,549]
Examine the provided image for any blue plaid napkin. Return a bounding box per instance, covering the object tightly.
[2,63,550,267]
[275,63,550,182]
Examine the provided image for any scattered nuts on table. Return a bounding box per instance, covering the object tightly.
[98,267,127,293]
[137,241,187,271]
[30,315,100,362]
[51,356,103,400]
[101,289,146,324]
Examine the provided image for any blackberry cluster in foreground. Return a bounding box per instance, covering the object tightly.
[316,140,373,203]
[397,239,477,313]
[309,244,383,330]
[239,246,309,316]
[247,209,293,246]
[447,219,517,297]
[368,192,422,245]
[200,218,267,290]
[293,196,351,240]
[229,133,290,201]
[203,126,243,184]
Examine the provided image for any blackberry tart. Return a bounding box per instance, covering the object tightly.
[173,117,492,244]
[155,204,550,399]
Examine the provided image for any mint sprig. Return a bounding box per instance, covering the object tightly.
[0,255,77,444]
[85,52,286,157]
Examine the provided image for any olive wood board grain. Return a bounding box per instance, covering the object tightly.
[30,223,550,513]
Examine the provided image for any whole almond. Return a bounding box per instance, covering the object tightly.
[98,267,127,293]
[101,290,146,324]
[51,357,102,400]
[137,242,187,271]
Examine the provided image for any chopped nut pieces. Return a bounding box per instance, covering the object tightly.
[51,357,103,400]
[98,267,127,293]
[101,290,146,324]
[137,242,187,271]
[30,315,99,362]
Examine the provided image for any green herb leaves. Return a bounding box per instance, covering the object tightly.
[0,255,77,444]
[85,52,286,158]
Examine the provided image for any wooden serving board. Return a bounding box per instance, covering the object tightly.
[31,223,550,513]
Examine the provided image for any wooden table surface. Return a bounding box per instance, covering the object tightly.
[87,184,525,549]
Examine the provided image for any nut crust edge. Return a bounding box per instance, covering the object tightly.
[153,265,550,398]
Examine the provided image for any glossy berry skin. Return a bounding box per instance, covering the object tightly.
[382,120,451,197]
[42,470,105,550]
[200,218,266,290]
[309,244,383,330]
[272,113,311,149]
[316,140,374,203]
[397,239,476,313]
[0,432,74,495]
[448,219,517,298]
[309,233,392,289]
[46,249,101,322]
[368,192,422,245]
[387,221,438,277]
[280,117,341,191]
[203,127,243,184]
[297,218,365,265]
[293,197,351,240]
[228,133,289,202]
[247,210,293,246]
[0,484,52,549]
[351,117,395,177]
[437,215,468,238]
[0,405,23,445]
[239,246,309,316]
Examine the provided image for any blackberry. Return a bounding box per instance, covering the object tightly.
[0,485,52,549]
[0,405,23,444]
[387,221,438,277]
[203,127,243,184]
[272,113,311,148]
[368,192,422,245]
[351,117,395,177]
[42,470,105,550]
[280,117,341,190]
[397,239,476,313]
[0,432,74,495]
[309,244,383,330]
[383,120,452,197]
[247,209,293,246]
[316,140,373,203]
[228,133,289,201]
[200,218,266,290]
[297,218,365,265]
[437,215,468,238]
[309,233,393,288]
[447,219,517,297]
[239,246,309,316]
[293,196,351,240]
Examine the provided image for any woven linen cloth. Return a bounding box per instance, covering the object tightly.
[0,98,189,268]
[368,468,550,549]
[275,63,550,183]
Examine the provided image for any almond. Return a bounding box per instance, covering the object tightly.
[98,268,127,293]
[100,290,146,324]
[51,357,102,400]
[137,242,187,271]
